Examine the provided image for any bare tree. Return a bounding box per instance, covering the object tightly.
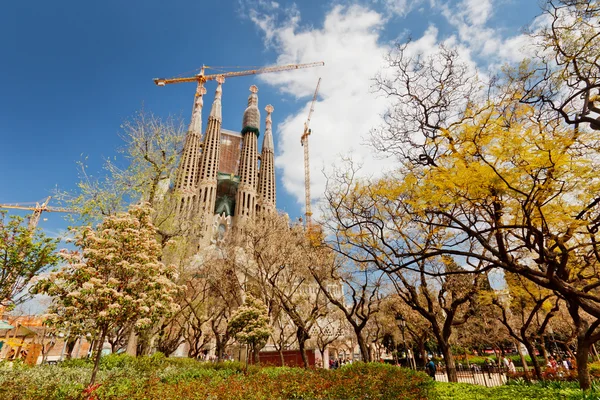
[308,248,383,362]
[520,0,600,129]
[239,213,329,367]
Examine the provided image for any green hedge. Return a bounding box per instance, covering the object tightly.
[0,355,433,400]
[436,381,599,400]
[453,355,546,368]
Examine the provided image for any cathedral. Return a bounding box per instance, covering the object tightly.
[173,78,276,246]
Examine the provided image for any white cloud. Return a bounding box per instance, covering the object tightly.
[248,5,396,215]
[460,0,493,26]
[378,0,425,17]
[245,0,542,216]
[439,0,539,71]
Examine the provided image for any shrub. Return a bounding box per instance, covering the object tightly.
[0,360,433,400]
[435,381,595,400]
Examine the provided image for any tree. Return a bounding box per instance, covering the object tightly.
[323,162,488,382]
[33,204,180,385]
[308,249,383,363]
[520,0,600,129]
[366,33,600,387]
[106,322,134,354]
[455,293,510,366]
[0,211,59,309]
[56,110,195,266]
[383,296,431,367]
[228,295,271,364]
[241,213,329,367]
[311,310,344,367]
[491,273,559,380]
[197,245,244,361]
[59,111,185,222]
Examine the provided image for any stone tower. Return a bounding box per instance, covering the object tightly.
[257,104,276,214]
[195,76,224,236]
[234,85,260,227]
[173,82,278,248]
[174,83,207,217]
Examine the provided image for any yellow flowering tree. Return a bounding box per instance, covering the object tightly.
[361,13,600,384]
[33,204,180,385]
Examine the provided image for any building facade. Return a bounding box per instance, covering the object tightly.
[174,83,276,247]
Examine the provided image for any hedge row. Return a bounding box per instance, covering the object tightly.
[436,381,599,400]
[451,354,546,368]
[0,355,433,400]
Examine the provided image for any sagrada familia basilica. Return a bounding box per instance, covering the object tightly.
[173,76,276,246]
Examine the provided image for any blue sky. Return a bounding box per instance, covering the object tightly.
[1,0,542,242]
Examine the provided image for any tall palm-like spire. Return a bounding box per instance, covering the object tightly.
[257,104,276,214]
[195,76,225,235]
[174,82,207,216]
[234,85,260,226]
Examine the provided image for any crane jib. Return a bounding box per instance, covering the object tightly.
[153,62,324,86]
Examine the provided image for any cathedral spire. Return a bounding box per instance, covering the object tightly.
[235,85,260,226]
[209,76,223,120]
[195,77,225,240]
[189,83,207,134]
[241,85,261,137]
[174,82,206,216]
[258,104,276,213]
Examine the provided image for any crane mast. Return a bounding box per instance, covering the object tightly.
[301,78,321,228]
[0,197,76,230]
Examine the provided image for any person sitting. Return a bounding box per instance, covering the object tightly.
[547,356,558,370]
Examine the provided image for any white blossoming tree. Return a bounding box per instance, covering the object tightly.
[33,204,180,385]
[228,295,271,365]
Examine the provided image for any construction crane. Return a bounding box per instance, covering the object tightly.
[301,78,321,228]
[154,62,324,138]
[0,197,75,230]
[153,62,324,87]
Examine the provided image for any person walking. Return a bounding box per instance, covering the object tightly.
[501,355,510,371]
[507,359,516,373]
[425,356,436,380]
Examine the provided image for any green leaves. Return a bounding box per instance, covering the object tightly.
[0,211,59,308]
[228,295,271,347]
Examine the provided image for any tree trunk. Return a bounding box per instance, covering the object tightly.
[523,338,543,380]
[65,337,77,360]
[540,342,549,366]
[212,335,222,360]
[126,329,137,357]
[89,329,107,386]
[215,338,224,361]
[279,348,285,366]
[354,329,370,362]
[438,340,457,382]
[253,344,260,364]
[298,339,308,368]
[295,326,310,368]
[516,341,529,375]
[576,337,592,390]
[418,338,427,368]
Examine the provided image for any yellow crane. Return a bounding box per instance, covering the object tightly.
[301,78,321,228]
[153,62,324,87]
[0,197,75,230]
